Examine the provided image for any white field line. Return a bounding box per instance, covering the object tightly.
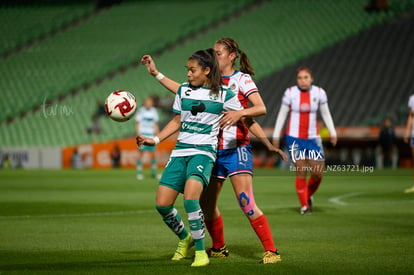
[2,196,414,220]
[329,192,414,206]
[329,192,364,206]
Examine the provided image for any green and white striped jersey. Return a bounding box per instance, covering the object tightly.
[171,83,243,161]
[135,106,159,137]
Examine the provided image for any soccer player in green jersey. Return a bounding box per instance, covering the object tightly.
[137,48,243,267]
[141,38,287,264]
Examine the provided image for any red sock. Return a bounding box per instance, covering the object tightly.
[205,215,225,249]
[308,177,321,198]
[250,214,276,252]
[295,177,309,207]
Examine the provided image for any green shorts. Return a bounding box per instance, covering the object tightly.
[159,154,214,193]
[139,145,156,151]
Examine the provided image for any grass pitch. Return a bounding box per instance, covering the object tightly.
[0,168,413,274]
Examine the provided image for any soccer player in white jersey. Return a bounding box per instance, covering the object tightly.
[272,67,337,215]
[135,96,160,180]
[137,49,243,267]
[404,94,414,193]
[140,38,286,264]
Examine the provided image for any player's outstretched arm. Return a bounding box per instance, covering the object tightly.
[243,117,288,162]
[136,114,181,147]
[141,55,180,94]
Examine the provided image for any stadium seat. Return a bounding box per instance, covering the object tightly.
[1,0,413,147]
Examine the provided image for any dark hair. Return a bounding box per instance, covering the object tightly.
[296,66,313,77]
[216,37,255,76]
[189,48,222,95]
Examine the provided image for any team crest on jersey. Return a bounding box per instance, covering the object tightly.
[230,83,236,91]
[209,94,218,100]
[313,97,317,102]
[300,103,310,112]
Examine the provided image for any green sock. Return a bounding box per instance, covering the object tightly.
[156,205,188,240]
[136,160,142,175]
[151,159,157,177]
[184,199,205,251]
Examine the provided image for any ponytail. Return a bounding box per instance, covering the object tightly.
[239,50,255,76]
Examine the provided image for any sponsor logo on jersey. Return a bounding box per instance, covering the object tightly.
[181,122,204,132]
[191,101,206,115]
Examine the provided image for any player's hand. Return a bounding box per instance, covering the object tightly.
[272,139,280,150]
[269,146,288,162]
[220,110,243,130]
[140,55,158,76]
[404,134,409,144]
[330,135,337,146]
[136,136,155,148]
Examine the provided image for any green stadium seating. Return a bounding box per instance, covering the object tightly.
[1,0,413,147]
[0,0,256,123]
[0,2,94,56]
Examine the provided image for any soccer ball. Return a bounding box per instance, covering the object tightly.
[105,90,137,122]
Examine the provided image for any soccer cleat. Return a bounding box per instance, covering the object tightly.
[259,250,282,264]
[404,186,414,193]
[206,245,229,258]
[300,205,312,215]
[136,174,144,180]
[171,234,194,261]
[308,196,313,211]
[191,250,210,267]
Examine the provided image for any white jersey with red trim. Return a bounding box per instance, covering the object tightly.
[282,85,328,139]
[219,70,258,149]
[409,94,414,136]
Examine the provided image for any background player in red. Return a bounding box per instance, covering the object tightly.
[141,38,287,264]
[272,67,337,215]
